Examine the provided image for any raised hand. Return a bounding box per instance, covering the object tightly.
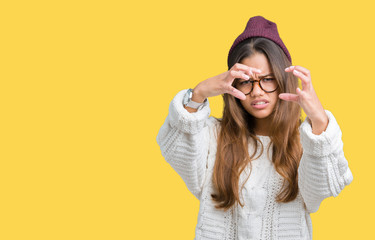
[191,63,262,103]
[279,65,329,135]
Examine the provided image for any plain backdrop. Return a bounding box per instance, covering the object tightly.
[1,0,373,239]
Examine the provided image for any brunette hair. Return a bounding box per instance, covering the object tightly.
[211,37,303,211]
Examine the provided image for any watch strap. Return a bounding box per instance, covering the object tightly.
[183,88,207,109]
[186,99,205,109]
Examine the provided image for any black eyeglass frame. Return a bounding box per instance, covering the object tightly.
[236,78,279,95]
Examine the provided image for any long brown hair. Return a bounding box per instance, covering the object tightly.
[211,37,302,211]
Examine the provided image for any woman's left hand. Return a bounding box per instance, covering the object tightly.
[279,65,329,135]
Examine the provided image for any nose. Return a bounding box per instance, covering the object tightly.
[250,81,264,97]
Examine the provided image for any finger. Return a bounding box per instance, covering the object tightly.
[248,67,262,78]
[228,86,246,100]
[232,63,262,77]
[285,65,310,77]
[278,93,299,102]
[293,65,311,78]
[292,69,311,90]
[285,65,311,84]
[296,87,304,97]
[285,66,310,90]
[284,65,295,72]
[228,70,251,82]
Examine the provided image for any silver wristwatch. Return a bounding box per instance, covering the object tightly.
[183,88,207,109]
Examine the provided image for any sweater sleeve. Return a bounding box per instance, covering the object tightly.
[298,110,353,213]
[156,89,215,200]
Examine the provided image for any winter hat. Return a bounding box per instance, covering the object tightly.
[228,16,291,66]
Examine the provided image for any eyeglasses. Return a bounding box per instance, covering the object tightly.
[235,75,278,95]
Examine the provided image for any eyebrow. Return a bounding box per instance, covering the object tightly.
[257,73,274,78]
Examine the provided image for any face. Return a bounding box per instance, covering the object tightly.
[236,53,279,121]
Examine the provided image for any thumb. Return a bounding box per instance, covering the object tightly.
[228,86,246,100]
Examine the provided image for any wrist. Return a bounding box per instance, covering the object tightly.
[310,111,329,135]
[191,86,207,103]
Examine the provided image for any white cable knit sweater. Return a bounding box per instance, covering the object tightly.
[156,89,353,240]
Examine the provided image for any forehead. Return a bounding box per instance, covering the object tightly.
[240,53,272,75]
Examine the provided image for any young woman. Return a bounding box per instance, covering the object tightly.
[156,16,353,240]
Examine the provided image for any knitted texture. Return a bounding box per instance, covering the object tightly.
[227,16,292,67]
[156,89,353,240]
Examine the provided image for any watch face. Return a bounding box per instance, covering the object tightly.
[183,89,193,105]
[183,92,188,105]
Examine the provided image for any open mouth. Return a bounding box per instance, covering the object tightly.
[252,101,267,105]
[251,100,269,109]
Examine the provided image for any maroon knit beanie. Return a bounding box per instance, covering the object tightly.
[228,16,291,66]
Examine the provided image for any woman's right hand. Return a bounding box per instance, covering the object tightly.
[191,63,262,102]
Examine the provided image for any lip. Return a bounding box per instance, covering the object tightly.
[251,99,269,109]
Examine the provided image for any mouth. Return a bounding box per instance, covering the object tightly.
[251,99,269,109]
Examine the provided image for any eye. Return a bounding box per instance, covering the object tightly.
[239,80,251,85]
[262,78,275,82]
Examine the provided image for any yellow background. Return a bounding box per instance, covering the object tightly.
[0,0,373,239]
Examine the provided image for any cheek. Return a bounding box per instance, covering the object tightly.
[239,98,251,109]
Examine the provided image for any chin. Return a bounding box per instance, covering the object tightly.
[249,110,273,119]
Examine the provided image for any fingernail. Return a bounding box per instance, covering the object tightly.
[285,66,294,70]
[293,69,300,74]
[244,74,250,80]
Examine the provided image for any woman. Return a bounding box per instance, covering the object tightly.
[156,16,353,240]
